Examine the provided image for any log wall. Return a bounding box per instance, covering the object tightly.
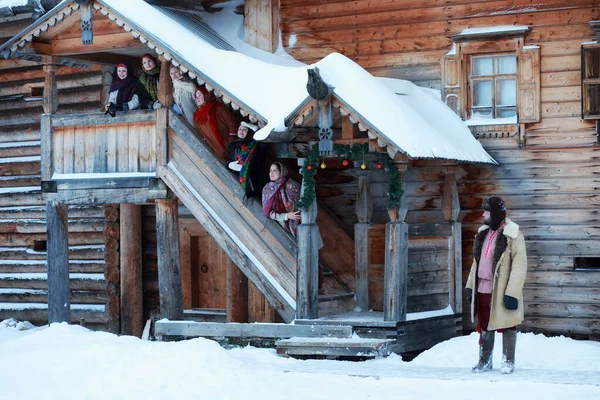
[281,0,600,337]
[0,55,113,330]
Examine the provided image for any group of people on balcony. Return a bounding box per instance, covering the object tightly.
[104,55,302,236]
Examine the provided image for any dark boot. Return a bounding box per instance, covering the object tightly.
[501,330,517,374]
[472,330,495,373]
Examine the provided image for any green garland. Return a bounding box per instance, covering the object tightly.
[376,154,405,209]
[333,143,369,160]
[296,145,319,209]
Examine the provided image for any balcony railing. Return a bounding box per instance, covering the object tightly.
[40,109,167,203]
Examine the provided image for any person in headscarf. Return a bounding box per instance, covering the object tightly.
[105,63,141,116]
[228,121,268,200]
[139,54,162,110]
[193,86,238,161]
[262,162,301,236]
[170,66,197,125]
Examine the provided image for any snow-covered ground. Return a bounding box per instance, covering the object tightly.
[1,320,599,399]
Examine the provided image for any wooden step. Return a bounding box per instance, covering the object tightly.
[318,292,355,302]
[0,244,105,260]
[0,288,108,303]
[0,259,105,273]
[275,337,396,358]
[0,273,106,290]
[155,320,353,339]
[0,205,105,219]
[183,308,227,323]
[0,174,41,187]
[0,156,41,176]
[0,141,40,158]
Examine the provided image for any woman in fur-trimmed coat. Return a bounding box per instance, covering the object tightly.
[465,196,527,375]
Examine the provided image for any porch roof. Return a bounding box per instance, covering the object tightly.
[0,0,496,164]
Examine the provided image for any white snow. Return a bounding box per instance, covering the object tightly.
[0,273,105,280]
[0,303,105,311]
[466,116,518,126]
[458,25,529,36]
[0,321,599,399]
[0,186,39,194]
[0,140,40,148]
[99,0,495,164]
[0,155,40,163]
[52,172,156,179]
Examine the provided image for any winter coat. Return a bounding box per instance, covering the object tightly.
[193,102,238,161]
[108,90,140,111]
[466,218,527,331]
[172,78,197,125]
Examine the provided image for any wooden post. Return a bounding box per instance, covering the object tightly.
[354,170,372,311]
[442,165,460,222]
[451,221,463,314]
[40,114,53,184]
[384,214,408,322]
[296,165,319,320]
[42,56,59,114]
[120,204,143,337]
[156,197,183,320]
[46,201,70,324]
[227,259,248,323]
[384,163,408,322]
[104,205,120,334]
[158,59,173,107]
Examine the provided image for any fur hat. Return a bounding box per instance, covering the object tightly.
[483,197,507,212]
[240,121,258,132]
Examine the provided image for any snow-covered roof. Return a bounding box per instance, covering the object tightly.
[0,0,496,164]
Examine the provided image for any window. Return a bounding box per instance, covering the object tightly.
[582,44,600,119]
[470,54,517,119]
[574,257,600,271]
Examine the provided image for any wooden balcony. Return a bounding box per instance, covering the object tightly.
[40,110,168,204]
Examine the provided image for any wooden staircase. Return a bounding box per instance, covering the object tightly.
[159,112,355,322]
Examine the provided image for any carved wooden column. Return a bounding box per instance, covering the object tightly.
[354,169,372,311]
[442,164,463,314]
[120,204,143,336]
[296,165,320,320]
[383,161,408,322]
[156,197,183,320]
[47,201,70,324]
[42,56,59,114]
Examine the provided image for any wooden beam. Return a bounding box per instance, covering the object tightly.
[120,204,143,337]
[156,197,183,320]
[296,223,319,320]
[45,33,143,55]
[51,110,155,127]
[104,204,120,334]
[442,166,460,222]
[354,170,371,311]
[157,59,173,107]
[40,114,53,183]
[46,201,70,324]
[451,221,463,314]
[226,259,248,323]
[342,115,359,139]
[383,221,408,322]
[42,56,59,114]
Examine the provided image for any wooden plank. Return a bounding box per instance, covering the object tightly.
[84,124,96,173]
[46,201,70,323]
[52,125,64,175]
[296,223,320,319]
[154,320,353,338]
[44,188,168,204]
[128,123,139,173]
[156,198,183,320]
[452,221,462,314]
[120,204,143,337]
[180,227,192,309]
[384,222,408,321]
[54,176,153,190]
[354,222,369,311]
[106,124,118,173]
[138,122,153,173]
[104,204,120,334]
[61,126,74,174]
[93,124,107,173]
[248,279,277,323]
[227,258,248,323]
[276,337,394,358]
[51,110,156,127]
[116,123,129,173]
[73,125,85,173]
[40,114,52,181]
[155,107,168,167]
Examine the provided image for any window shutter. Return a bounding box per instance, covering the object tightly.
[516,47,541,123]
[582,44,600,119]
[442,54,462,118]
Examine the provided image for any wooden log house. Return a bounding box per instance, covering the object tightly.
[4,0,592,356]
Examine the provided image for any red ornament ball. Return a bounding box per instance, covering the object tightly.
[376,163,383,170]
[307,165,313,171]
[342,159,350,167]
